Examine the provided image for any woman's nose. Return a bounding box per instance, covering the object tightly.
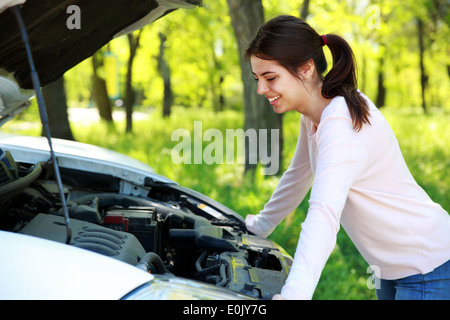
[256,80,269,95]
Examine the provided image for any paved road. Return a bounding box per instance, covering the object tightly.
[68,107,150,123]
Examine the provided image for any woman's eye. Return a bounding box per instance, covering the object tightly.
[267,77,276,82]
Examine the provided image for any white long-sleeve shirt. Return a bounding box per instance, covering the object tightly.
[246,94,450,299]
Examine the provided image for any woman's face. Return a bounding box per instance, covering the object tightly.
[251,56,313,114]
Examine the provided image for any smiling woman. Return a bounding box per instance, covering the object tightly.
[243,15,450,300]
[246,15,370,131]
[250,56,330,121]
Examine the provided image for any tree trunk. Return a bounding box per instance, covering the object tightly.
[417,18,428,113]
[211,45,225,112]
[300,0,310,20]
[157,32,174,118]
[92,50,113,123]
[41,77,75,141]
[375,56,386,108]
[125,31,142,133]
[226,0,283,177]
[360,54,366,94]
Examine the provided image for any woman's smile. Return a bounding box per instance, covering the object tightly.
[267,95,281,105]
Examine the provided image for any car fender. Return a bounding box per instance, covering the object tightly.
[0,231,153,300]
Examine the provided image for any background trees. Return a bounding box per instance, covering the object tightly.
[227,0,283,176]
[62,0,448,118]
[43,0,449,175]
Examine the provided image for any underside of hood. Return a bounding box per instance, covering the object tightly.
[0,0,201,90]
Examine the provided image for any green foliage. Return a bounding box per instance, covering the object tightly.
[384,107,450,210]
[62,0,449,114]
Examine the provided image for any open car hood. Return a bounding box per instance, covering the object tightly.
[0,0,201,125]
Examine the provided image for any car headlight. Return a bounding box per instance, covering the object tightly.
[123,275,254,300]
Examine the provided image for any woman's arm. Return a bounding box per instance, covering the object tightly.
[280,114,368,299]
[246,116,314,237]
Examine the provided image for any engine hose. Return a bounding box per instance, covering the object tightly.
[195,251,228,287]
[72,193,175,215]
[136,252,168,275]
[217,263,227,287]
[195,251,209,272]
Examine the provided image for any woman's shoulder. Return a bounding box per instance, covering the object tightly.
[321,93,378,122]
[320,96,352,122]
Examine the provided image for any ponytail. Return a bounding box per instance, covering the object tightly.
[322,34,370,131]
[246,15,371,131]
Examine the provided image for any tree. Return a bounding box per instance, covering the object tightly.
[375,55,386,108]
[92,49,114,123]
[226,0,283,177]
[300,0,310,20]
[417,17,428,113]
[408,0,447,113]
[125,30,142,133]
[41,77,75,141]
[157,32,174,118]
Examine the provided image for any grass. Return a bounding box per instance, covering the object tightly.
[2,104,449,300]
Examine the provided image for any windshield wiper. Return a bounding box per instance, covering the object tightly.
[11,5,72,244]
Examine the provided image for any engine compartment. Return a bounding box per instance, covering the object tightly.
[0,159,291,299]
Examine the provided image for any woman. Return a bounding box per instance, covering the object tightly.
[244,15,450,300]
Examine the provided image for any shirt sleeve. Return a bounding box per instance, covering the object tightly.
[246,116,314,237]
[280,114,368,300]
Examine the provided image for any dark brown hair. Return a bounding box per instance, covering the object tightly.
[245,15,370,131]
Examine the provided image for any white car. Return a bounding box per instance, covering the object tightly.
[0,0,292,300]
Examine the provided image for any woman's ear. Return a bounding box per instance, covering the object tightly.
[297,59,315,80]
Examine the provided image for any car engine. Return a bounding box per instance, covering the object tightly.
[0,156,291,300]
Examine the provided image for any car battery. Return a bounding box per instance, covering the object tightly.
[103,207,160,254]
